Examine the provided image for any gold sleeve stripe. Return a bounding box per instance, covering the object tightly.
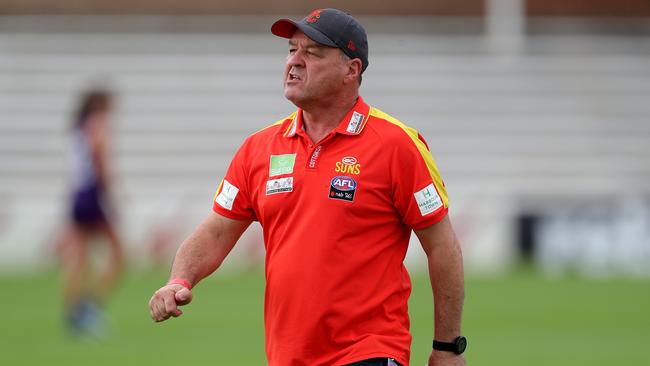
[213,179,224,202]
[369,107,449,208]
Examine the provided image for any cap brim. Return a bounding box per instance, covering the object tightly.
[271,19,338,48]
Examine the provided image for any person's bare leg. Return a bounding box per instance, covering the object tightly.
[61,223,89,315]
[96,220,125,303]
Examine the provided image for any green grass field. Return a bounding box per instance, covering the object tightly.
[1,268,649,365]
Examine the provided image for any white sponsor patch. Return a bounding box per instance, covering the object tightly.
[266,177,293,195]
[414,183,443,216]
[215,179,239,210]
[346,111,365,134]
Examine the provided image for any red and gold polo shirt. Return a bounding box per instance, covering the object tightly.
[213,97,448,366]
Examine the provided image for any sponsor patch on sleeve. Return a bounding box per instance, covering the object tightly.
[414,183,443,216]
[216,179,239,210]
[266,177,293,195]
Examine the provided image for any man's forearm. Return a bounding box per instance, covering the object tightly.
[427,235,464,341]
[169,214,250,286]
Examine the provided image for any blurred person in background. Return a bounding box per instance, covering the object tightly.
[149,9,465,366]
[61,89,125,337]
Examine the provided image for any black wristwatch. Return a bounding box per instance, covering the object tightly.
[432,336,467,355]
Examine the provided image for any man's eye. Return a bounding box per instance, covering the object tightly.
[288,49,297,54]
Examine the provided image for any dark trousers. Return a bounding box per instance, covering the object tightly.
[346,358,401,366]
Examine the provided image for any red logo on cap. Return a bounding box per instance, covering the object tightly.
[306,9,321,23]
[347,40,356,51]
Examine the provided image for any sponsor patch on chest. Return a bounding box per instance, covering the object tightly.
[414,183,443,216]
[329,176,357,202]
[266,177,293,195]
[269,154,296,177]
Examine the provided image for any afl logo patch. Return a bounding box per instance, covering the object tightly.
[329,176,357,202]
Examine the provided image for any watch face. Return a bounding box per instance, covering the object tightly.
[455,336,467,354]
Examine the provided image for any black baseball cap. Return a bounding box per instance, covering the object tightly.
[271,8,369,73]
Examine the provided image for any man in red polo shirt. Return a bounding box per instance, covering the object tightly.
[149,8,466,366]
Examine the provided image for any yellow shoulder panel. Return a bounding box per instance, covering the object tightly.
[369,107,449,208]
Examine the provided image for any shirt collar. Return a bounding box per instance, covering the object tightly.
[284,96,370,138]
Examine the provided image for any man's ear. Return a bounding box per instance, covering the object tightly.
[344,58,363,85]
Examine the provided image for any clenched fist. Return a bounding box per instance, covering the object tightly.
[149,283,193,322]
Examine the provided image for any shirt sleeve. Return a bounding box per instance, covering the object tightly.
[391,130,449,230]
[212,138,257,221]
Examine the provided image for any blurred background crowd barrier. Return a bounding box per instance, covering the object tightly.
[1,0,649,276]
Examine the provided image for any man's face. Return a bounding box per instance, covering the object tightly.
[283,30,349,107]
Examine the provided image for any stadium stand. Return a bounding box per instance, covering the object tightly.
[1,15,649,271]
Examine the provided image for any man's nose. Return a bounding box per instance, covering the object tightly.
[287,50,305,67]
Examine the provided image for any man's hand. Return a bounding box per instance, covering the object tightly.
[148,284,193,322]
[428,350,466,366]
[147,213,250,323]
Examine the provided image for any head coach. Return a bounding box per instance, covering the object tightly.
[149,8,466,366]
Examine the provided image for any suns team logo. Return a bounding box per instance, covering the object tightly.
[334,156,361,175]
[306,9,322,23]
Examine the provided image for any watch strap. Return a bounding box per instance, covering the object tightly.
[432,340,456,352]
[432,336,467,355]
